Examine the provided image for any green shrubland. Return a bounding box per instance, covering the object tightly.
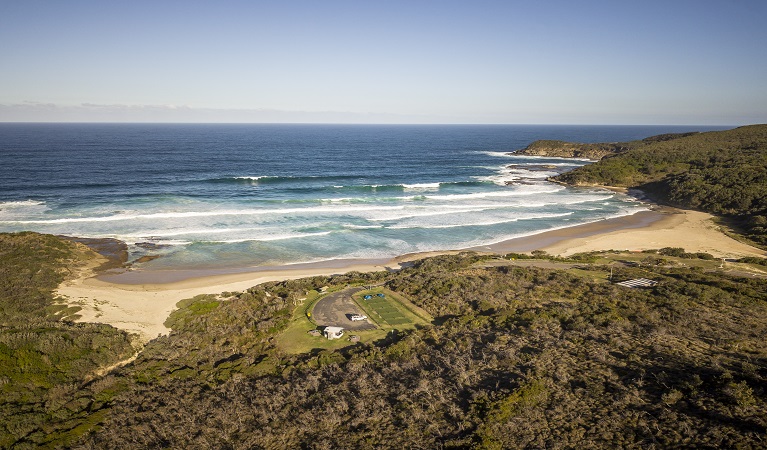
[0,233,135,448]
[77,252,766,449]
[2,234,766,448]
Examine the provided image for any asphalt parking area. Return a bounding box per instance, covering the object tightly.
[311,287,377,330]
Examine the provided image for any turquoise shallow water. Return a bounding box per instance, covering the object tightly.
[0,124,723,269]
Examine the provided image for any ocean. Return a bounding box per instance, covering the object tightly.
[0,123,725,270]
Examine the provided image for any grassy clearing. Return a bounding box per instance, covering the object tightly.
[353,287,431,329]
[275,288,387,354]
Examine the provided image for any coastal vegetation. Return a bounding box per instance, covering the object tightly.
[2,125,767,447]
[2,233,765,448]
[0,233,135,448]
[79,252,767,448]
[539,124,767,246]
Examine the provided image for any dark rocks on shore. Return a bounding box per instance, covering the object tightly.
[135,242,171,250]
[506,164,560,170]
[133,255,162,264]
[59,236,129,270]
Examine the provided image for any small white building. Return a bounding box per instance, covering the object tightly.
[323,326,345,340]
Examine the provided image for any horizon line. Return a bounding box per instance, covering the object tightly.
[0,121,743,127]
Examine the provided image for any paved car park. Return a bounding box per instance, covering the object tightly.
[311,287,377,330]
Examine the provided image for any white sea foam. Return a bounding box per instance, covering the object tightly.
[344,224,385,230]
[0,200,46,208]
[388,211,574,230]
[477,169,560,186]
[6,204,413,224]
[423,186,563,201]
[479,151,515,158]
[208,231,334,243]
[402,182,441,190]
[318,186,562,204]
[367,206,505,222]
[121,227,260,239]
[0,200,51,222]
[233,176,268,181]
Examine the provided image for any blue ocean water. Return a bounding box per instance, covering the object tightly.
[0,123,725,269]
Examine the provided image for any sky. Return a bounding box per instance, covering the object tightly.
[1,0,765,125]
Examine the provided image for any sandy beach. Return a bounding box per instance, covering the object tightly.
[57,207,765,344]
[481,208,766,258]
[58,259,393,343]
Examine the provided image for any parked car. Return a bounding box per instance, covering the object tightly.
[350,314,367,321]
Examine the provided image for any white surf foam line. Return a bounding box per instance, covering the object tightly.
[477,171,560,186]
[501,169,560,177]
[368,208,495,222]
[423,187,564,201]
[205,230,334,244]
[314,185,563,204]
[233,176,269,181]
[0,200,47,208]
[5,204,413,224]
[479,151,516,158]
[387,212,575,230]
[365,204,542,221]
[0,200,50,219]
[402,182,441,190]
[468,206,652,245]
[343,224,385,230]
[120,227,264,239]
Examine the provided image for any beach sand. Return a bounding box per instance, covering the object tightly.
[57,207,765,344]
[58,260,393,343]
[479,208,765,258]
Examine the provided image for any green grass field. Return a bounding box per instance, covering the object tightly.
[354,288,432,328]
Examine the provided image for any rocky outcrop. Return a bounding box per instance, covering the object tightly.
[59,236,129,269]
[512,140,629,160]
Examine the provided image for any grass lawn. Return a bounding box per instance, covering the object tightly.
[353,287,432,329]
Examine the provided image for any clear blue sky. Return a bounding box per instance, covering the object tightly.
[1,0,765,124]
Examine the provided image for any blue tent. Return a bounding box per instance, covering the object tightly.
[377,293,385,298]
[363,295,372,300]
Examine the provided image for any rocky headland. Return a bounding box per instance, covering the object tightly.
[512,139,629,159]
[512,132,700,160]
